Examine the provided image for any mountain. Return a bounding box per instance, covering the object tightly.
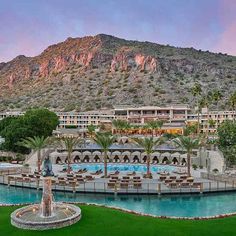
[0,34,236,111]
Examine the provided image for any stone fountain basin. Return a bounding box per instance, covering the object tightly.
[11,203,81,230]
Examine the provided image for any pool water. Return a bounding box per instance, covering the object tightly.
[69,163,176,173]
[0,163,22,169]
[1,184,236,217]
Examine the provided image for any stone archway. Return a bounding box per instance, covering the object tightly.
[133,155,139,163]
[114,155,120,163]
[162,156,169,164]
[152,156,159,164]
[142,156,147,163]
[124,155,130,163]
[83,155,90,163]
[56,157,62,164]
[94,155,100,162]
[74,155,80,163]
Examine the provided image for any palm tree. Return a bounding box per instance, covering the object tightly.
[93,132,115,177]
[229,91,236,120]
[200,93,212,138]
[191,83,202,135]
[87,124,96,138]
[132,137,163,178]
[145,120,164,137]
[112,119,131,135]
[212,89,223,128]
[58,136,82,174]
[18,136,50,172]
[173,136,200,177]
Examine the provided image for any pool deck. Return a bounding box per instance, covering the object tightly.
[1,171,236,195]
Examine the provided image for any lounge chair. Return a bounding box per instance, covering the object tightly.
[67,177,75,181]
[169,182,178,188]
[176,179,183,183]
[187,178,194,183]
[143,173,152,179]
[85,175,95,181]
[180,175,188,180]
[159,176,167,181]
[169,176,177,180]
[67,174,74,178]
[109,179,117,183]
[180,182,190,188]
[16,177,24,182]
[192,182,201,188]
[75,174,83,178]
[111,176,119,180]
[24,177,33,183]
[68,180,78,187]
[91,169,102,175]
[107,182,116,188]
[122,176,130,180]
[133,182,142,189]
[164,179,173,184]
[133,176,141,180]
[110,170,119,176]
[58,177,65,181]
[77,168,87,174]
[120,182,129,189]
[58,180,66,186]
[127,171,136,176]
[158,171,169,176]
[76,178,85,183]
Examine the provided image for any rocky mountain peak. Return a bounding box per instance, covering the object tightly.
[0,34,235,111]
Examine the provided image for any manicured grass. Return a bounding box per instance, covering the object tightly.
[1,205,236,236]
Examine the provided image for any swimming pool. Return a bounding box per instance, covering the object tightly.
[0,163,22,169]
[1,184,236,217]
[68,163,176,173]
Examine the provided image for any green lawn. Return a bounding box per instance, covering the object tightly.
[1,205,236,236]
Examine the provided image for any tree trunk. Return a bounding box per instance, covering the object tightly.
[147,153,151,178]
[197,102,200,135]
[104,151,108,178]
[206,106,209,138]
[187,152,191,177]
[67,152,71,174]
[37,150,41,173]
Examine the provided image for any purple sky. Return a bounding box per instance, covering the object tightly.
[0,0,236,62]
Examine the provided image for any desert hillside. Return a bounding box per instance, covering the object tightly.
[0,34,235,111]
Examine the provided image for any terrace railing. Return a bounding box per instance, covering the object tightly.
[1,173,236,195]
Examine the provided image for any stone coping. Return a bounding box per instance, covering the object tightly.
[10,203,81,230]
[3,202,236,221]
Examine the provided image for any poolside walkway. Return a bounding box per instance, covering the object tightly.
[0,170,235,195]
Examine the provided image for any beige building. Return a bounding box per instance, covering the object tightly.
[114,105,190,124]
[56,109,115,129]
[187,110,236,133]
[1,106,236,134]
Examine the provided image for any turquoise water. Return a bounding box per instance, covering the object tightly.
[1,184,236,217]
[69,163,176,173]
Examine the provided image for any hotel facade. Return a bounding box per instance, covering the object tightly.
[0,106,236,134]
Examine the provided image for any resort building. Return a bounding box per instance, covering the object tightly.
[114,105,190,123]
[0,111,24,120]
[187,109,236,133]
[0,106,236,134]
[56,109,115,129]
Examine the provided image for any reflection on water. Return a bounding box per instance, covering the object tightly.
[1,185,236,217]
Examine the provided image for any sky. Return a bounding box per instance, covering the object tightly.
[0,0,236,62]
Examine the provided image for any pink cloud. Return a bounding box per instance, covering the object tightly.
[214,0,236,55]
[216,22,236,55]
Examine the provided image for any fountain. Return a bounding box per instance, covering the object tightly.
[11,156,81,230]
